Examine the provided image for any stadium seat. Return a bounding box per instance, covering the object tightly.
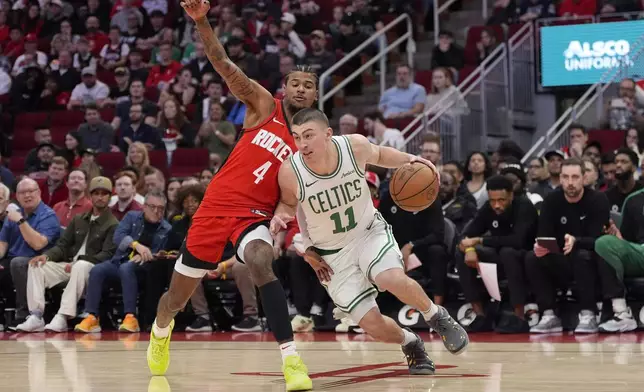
[415,69,433,92]
[588,129,625,153]
[15,112,50,129]
[170,148,209,177]
[96,152,126,178]
[9,155,26,174]
[148,149,169,177]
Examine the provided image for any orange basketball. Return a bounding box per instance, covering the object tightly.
[389,162,439,212]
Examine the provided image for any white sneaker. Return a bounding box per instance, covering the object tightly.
[291,315,314,333]
[44,314,68,332]
[530,313,563,333]
[574,312,598,334]
[599,309,638,333]
[16,315,45,332]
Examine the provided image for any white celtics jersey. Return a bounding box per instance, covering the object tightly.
[290,136,376,250]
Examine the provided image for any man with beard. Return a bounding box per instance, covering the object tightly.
[456,175,538,333]
[529,150,563,198]
[440,171,477,233]
[604,148,642,213]
[526,158,609,334]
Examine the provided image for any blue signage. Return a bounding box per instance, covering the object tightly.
[540,20,644,87]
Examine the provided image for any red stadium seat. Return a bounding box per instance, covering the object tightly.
[96,152,126,178]
[51,110,86,127]
[588,129,625,153]
[12,129,37,153]
[15,112,50,129]
[148,149,169,177]
[9,155,26,174]
[97,70,116,87]
[415,70,433,92]
[170,148,209,177]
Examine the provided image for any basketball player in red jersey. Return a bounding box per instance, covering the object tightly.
[147,1,316,390]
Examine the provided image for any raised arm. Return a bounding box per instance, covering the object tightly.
[182,0,274,126]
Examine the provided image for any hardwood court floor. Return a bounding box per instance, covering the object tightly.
[0,331,642,391]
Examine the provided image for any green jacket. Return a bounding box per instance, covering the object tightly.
[45,209,119,264]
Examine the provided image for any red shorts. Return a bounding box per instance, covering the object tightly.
[184,215,269,267]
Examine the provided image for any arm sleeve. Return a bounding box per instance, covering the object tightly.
[114,213,135,252]
[38,213,62,246]
[482,200,537,249]
[576,192,610,250]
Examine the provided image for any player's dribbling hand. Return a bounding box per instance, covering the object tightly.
[303,247,333,283]
[180,0,210,21]
[409,156,440,183]
[269,213,293,236]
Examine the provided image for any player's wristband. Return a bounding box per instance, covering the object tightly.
[465,247,476,253]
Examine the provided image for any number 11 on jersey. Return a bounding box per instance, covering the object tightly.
[253,161,273,184]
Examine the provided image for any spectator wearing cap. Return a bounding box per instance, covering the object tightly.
[186,42,215,81]
[84,16,109,57]
[431,31,464,81]
[440,170,477,233]
[24,127,59,173]
[143,0,168,16]
[529,149,563,199]
[594,187,644,334]
[74,192,171,333]
[68,67,110,109]
[339,114,358,135]
[364,111,405,151]
[51,50,80,93]
[12,34,48,76]
[604,148,643,213]
[77,104,115,153]
[16,177,119,333]
[111,0,144,34]
[146,42,183,90]
[106,67,132,105]
[499,157,544,210]
[99,27,130,71]
[111,171,143,220]
[41,0,70,38]
[36,156,69,207]
[457,175,538,333]
[72,37,98,71]
[119,102,164,152]
[52,169,92,228]
[27,143,57,179]
[279,12,307,59]
[379,172,449,306]
[0,178,60,328]
[527,158,609,334]
[299,30,334,78]
[378,64,426,119]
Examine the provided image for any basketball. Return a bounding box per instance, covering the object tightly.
[389,162,439,212]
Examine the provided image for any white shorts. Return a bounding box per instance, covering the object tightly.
[318,213,404,324]
[174,225,273,279]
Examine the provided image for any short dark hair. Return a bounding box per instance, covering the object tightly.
[69,168,88,182]
[363,110,385,123]
[292,108,329,127]
[35,125,50,133]
[569,123,587,134]
[396,63,413,72]
[497,139,524,161]
[284,64,319,86]
[444,160,464,174]
[602,152,616,165]
[615,147,639,167]
[562,157,585,174]
[486,175,513,192]
[85,103,98,112]
[422,132,440,145]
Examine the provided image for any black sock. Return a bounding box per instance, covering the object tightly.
[258,280,294,343]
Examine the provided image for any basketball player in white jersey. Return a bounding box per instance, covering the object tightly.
[270,109,469,374]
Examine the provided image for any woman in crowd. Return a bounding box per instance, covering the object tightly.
[165,178,182,220]
[476,28,499,64]
[157,97,195,148]
[64,131,83,168]
[425,67,469,116]
[126,141,151,194]
[464,151,492,209]
[200,167,215,186]
[159,68,197,108]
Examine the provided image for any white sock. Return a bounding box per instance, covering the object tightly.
[612,298,628,314]
[279,341,298,361]
[543,309,555,317]
[152,320,170,338]
[310,304,323,316]
[420,303,439,321]
[401,328,418,346]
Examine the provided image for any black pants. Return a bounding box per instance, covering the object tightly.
[525,250,598,312]
[416,244,449,297]
[596,254,626,300]
[456,246,527,307]
[142,258,176,326]
[0,258,15,311]
[288,254,329,317]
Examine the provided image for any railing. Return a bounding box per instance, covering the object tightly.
[318,14,414,112]
[433,0,488,44]
[508,22,535,115]
[403,44,509,161]
[521,36,644,162]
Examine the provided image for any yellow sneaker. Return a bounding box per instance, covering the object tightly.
[147,319,175,376]
[148,376,171,392]
[74,314,101,333]
[282,355,312,391]
[119,314,140,332]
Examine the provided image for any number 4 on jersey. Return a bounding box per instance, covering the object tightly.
[253,161,273,184]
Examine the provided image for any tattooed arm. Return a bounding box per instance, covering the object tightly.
[183,0,274,128]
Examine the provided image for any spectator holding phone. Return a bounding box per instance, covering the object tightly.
[526,158,609,334]
[456,175,538,333]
